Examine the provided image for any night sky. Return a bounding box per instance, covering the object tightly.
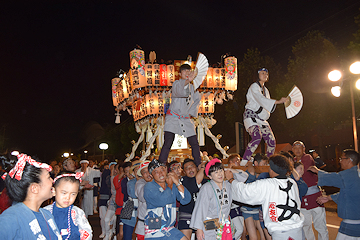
[1,0,359,159]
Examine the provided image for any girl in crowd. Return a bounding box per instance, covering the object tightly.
[0,154,62,239]
[190,158,248,240]
[44,171,92,240]
[241,68,287,165]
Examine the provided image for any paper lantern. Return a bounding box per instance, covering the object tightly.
[213,68,220,88]
[207,67,214,88]
[167,64,175,86]
[160,64,168,86]
[145,63,154,86]
[220,68,226,89]
[112,78,121,106]
[224,56,237,91]
[146,93,159,115]
[199,93,215,114]
[153,63,160,86]
[130,49,147,88]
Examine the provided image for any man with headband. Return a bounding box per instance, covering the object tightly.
[226,154,304,240]
[143,159,191,240]
[76,159,101,217]
[292,141,329,240]
[158,63,202,166]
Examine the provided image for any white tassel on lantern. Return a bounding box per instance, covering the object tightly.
[197,124,205,146]
[146,123,154,149]
[115,111,121,124]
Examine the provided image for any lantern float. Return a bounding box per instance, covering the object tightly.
[111,48,238,162]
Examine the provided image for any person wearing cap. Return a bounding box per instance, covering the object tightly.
[144,159,191,239]
[76,159,101,217]
[158,63,202,166]
[292,141,329,240]
[241,68,288,166]
[135,160,152,240]
[190,158,249,240]
[308,149,360,239]
[227,154,305,240]
[309,150,326,170]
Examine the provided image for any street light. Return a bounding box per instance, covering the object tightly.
[63,152,70,158]
[99,143,108,160]
[328,61,360,151]
[84,150,88,158]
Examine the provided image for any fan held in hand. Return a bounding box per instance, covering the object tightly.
[192,53,209,90]
[284,85,303,119]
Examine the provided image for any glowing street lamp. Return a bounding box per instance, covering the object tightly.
[63,152,70,158]
[328,61,360,151]
[99,143,108,160]
[84,150,88,158]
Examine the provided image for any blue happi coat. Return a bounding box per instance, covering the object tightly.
[144,180,191,239]
[0,202,61,240]
[318,166,360,237]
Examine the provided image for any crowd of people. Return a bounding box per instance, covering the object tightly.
[0,142,359,240]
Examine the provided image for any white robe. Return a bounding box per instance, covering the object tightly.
[76,167,101,217]
[231,177,304,235]
[244,82,276,130]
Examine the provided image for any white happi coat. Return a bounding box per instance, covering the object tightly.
[244,82,276,130]
[76,167,101,216]
[164,79,201,138]
[190,171,249,239]
[231,177,304,235]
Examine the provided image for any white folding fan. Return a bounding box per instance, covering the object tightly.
[284,85,303,119]
[192,53,209,90]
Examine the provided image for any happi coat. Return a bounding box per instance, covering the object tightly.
[0,202,62,240]
[317,166,360,237]
[143,180,191,239]
[76,167,101,216]
[190,171,249,239]
[44,204,93,240]
[164,79,201,138]
[243,82,276,130]
[231,176,304,236]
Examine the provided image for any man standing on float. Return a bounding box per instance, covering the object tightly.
[158,64,202,166]
[241,68,287,165]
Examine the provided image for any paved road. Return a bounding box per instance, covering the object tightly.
[88,201,343,240]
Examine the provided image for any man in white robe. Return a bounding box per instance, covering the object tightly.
[76,160,101,217]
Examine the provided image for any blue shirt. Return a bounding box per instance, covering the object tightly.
[318,166,360,237]
[52,204,80,240]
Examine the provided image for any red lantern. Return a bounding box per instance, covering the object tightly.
[160,64,168,86]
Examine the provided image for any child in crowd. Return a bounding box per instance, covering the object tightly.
[0,154,62,239]
[44,171,93,240]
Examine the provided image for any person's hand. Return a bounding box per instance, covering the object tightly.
[166,172,174,186]
[196,229,205,240]
[317,195,331,205]
[246,162,256,175]
[84,183,94,189]
[224,169,234,181]
[198,162,206,171]
[80,180,90,186]
[188,69,196,82]
[308,166,319,174]
[275,97,288,104]
[167,172,179,185]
